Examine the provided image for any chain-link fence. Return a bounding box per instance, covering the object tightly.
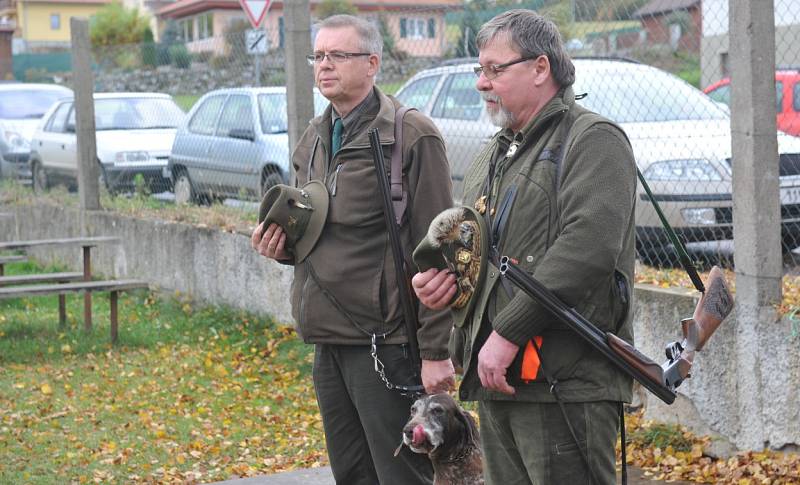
[6,0,800,270]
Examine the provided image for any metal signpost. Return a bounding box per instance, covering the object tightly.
[238,0,271,85]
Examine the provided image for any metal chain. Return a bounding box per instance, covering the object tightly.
[370,334,424,398]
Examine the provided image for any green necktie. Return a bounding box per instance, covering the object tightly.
[331,117,343,156]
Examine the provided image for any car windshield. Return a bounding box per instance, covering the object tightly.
[94,97,185,130]
[258,94,289,134]
[0,88,70,119]
[573,62,728,123]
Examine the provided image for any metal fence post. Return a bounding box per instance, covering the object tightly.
[70,18,100,211]
[729,0,780,450]
[283,0,315,183]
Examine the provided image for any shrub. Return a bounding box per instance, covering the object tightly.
[169,44,191,69]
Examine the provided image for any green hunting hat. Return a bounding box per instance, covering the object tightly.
[413,206,488,327]
[258,180,329,263]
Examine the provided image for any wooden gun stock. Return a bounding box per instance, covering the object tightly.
[608,265,733,392]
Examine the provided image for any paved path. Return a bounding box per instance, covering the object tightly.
[208,465,691,485]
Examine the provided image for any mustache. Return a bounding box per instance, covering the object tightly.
[480,92,501,103]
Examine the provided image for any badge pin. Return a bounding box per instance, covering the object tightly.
[475,195,487,214]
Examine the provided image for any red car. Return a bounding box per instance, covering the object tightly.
[704,69,800,136]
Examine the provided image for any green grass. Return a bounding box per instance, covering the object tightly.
[0,261,324,484]
[377,81,404,95]
[173,94,201,112]
[629,422,694,452]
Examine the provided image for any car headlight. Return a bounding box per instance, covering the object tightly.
[643,159,723,181]
[4,130,30,151]
[114,151,150,164]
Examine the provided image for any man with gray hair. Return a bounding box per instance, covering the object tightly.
[413,9,637,484]
[252,14,455,485]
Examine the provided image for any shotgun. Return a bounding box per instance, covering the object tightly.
[368,128,424,397]
[498,257,734,404]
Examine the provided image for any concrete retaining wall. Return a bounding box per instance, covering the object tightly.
[1,203,798,453]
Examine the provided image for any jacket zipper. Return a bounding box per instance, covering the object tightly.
[299,266,312,331]
[330,163,344,196]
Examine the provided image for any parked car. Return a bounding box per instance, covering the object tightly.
[29,92,185,194]
[167,87,327,205]
[395,58,800,261]
[0,83,73,181]
[704,69,800,137]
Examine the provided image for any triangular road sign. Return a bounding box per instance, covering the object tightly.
[239,0,271,29]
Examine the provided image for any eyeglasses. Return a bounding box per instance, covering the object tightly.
[306,52,372,66]
[473,56,536,80]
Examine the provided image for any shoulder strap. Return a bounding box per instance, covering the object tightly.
[391,106,415,225]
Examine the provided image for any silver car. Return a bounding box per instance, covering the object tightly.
[29,92,185,194]
[167,87,326,205]
[0,83,73,182]
[395,58,800,261]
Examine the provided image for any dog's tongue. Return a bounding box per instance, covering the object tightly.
[412,424,427,446]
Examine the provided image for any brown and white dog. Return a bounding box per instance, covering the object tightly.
[395,393,484,485]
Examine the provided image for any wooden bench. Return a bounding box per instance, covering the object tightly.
[0,254,28,275]
[0,236,149,343]
[0,279,148,343]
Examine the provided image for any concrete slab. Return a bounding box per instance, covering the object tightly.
[208,465,691,485]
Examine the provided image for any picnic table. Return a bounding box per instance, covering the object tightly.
[0,236,148,343]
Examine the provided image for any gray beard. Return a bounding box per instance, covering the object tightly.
[488,105,515,128]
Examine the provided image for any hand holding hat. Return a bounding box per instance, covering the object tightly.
[412,206,488,325]
[256,180,329,263]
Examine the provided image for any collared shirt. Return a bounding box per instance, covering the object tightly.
[331,88,378,149]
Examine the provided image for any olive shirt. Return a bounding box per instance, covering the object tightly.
[289,86,454,361]
[454,86,637,403]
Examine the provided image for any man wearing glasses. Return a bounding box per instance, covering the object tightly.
[413,9,637,485]
[252,14,454,485]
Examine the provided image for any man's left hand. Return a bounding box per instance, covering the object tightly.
[421,359,456,394]
[477,331,519,395]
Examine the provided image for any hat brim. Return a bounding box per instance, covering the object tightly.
[450,206,488,326]
[257,180,329,263]
[292,180,329,263]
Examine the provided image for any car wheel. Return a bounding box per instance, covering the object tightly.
[173,170,196,205]
[260,166,284,197]
[32,162,48,193]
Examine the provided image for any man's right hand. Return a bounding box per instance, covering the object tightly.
[412,268,457,310]
[251,222,291,261]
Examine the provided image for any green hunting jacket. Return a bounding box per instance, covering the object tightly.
[288,86,454,361]
[454,86,637,403]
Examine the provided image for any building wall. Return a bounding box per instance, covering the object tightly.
[163,5,449,58]
[640,6,701,53]
[701,24,800,89]
[18,2,106,42]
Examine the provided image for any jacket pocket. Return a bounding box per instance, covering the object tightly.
[508,329,587,385]
[612,270,630,332]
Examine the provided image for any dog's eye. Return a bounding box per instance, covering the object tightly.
[432,406,445,415]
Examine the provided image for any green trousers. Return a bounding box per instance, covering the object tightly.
[313,343,434,485]
[478,399,619,485]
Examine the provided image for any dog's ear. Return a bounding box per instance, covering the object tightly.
[456,408,479,446]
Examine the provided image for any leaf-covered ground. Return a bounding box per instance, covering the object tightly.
[3,182,800,483]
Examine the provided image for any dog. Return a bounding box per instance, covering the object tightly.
[395,393,484,485]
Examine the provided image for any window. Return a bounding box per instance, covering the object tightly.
[216,95,253,137]
[776,81,784,113]
[395,75,441,111]
[198,13,213,40]
[45,103,71,133]
[794,81,800,112]
[50,14,60,30]
[179,18,194,42]
[189,95,225,135]
[706,84,730,105]
[400,18,434,39]
[432,73,482,121]
[279,17,285,48]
